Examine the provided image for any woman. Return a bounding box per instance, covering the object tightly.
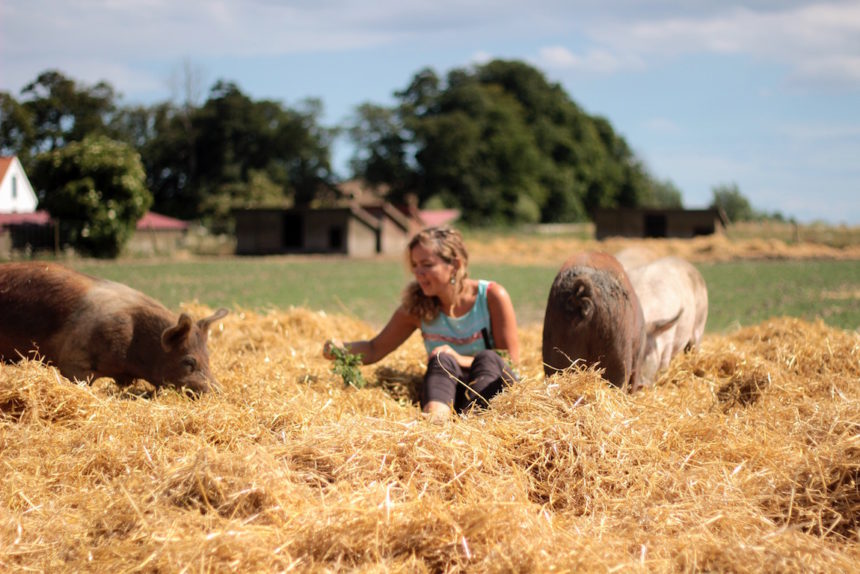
[323,226,520,419]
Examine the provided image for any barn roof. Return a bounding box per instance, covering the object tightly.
[418,209,461,228]
[0,211,190,231]
[0,211,52,227]
[136,211,190,231]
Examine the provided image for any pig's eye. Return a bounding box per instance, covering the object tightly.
[182,357,199,373]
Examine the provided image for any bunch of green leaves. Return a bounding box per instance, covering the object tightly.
[330,346,366,389]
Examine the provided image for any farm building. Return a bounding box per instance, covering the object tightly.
[126,212,191,255]
[0,157,50,254]
[0,211,190,257]
[234,203,413,257]
[0,211,55,255]
[594,207,729,239]
[0,156,38,214]
[0,156,191,256]
[233,179,447,257]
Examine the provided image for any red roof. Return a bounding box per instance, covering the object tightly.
[0,211,189,231]
[0,211,52,227]
[136,212,189,231]
[0,157,13,183]
[419,209,460,228]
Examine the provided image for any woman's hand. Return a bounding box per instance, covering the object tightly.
[430,345,472,368]
[322,339,344,360]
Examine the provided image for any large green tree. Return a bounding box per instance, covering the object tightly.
[33,135,152,258]
[134,81,336,229]
[347,59,665,225]
[0,70,118,170]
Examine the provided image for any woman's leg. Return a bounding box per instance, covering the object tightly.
[455,350,517,412]
[421,352,465,418]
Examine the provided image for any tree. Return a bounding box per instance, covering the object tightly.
[0,92,37,164]
[175,82,335,227]
[347,59,662,225]
[0,70,118,175]
[33,135,152,258]
[642,178,684,208]
[710,182,753,222]
[348,103,412,191]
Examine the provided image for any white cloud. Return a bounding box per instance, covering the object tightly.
[5,1,860,91]
[584,2,860,88]
[536,46,628,73]
[470,51,494,66]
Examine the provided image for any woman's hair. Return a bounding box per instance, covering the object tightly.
[401,226,469,321]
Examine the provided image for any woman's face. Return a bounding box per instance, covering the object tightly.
[410,243,455,296]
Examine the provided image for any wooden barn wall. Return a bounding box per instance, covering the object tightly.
[235,211,284,255]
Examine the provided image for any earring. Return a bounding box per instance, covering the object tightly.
[450,276,456,285]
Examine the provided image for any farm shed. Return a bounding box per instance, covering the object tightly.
[594,207,729,239]
[126,212,190,255]
[0,211,55,255]
[0,211,190,257]
[234,203,411,257]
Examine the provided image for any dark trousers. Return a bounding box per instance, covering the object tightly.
[420,350,518,413]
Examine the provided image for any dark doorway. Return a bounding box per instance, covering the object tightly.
[644,214,667,238]
[283,213,303,249]
[328,226,344,250]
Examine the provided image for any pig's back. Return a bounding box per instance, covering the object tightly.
[0,263,96,361]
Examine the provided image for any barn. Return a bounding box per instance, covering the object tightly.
[233,179,430,257]
[126,212,191,255]
[234,203,413,257]
[1,211,190,257]
[594,207,729,239]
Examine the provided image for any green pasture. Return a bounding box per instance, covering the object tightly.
[70,257,860,332]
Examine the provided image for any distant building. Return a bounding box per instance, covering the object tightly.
[234,180,440,257]
[0,156,38,214]
[235,203,412,257]
[594,207,729,240]
[126,212,191,255]
[1,210,190,257]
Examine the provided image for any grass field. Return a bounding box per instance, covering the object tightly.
[71,256,860,332]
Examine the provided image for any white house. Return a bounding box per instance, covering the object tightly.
[0,156,38,213]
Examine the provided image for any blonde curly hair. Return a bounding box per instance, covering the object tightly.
[401,226,469,322]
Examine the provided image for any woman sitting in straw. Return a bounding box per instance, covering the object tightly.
[323,226,520,420]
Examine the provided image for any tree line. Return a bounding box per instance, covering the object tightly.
[4,60,770,256]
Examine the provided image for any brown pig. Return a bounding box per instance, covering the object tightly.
[542,251,646,391]
[0,262,228,394]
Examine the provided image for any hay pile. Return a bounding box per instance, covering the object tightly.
[466,234,860,265]
[1,306,858,572]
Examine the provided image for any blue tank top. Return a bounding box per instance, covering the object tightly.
[421,280,494,356]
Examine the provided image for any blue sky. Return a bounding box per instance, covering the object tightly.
[2,1,859,224]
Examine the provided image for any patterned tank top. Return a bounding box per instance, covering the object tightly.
[421,280,494,356]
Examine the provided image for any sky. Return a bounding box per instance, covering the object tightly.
[2,1,859,224]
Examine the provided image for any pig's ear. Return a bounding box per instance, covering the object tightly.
[198,307,229,331]
[565,279,593,320]
[162,313,194,351]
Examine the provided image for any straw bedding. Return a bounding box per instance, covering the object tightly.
[1,305,858,572]
[466,234,860,265]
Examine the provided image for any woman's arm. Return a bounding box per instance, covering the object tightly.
[324,305,419,365]
[487,282,520,364]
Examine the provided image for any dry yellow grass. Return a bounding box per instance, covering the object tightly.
[465,233,860,265]
[1,304,858,572]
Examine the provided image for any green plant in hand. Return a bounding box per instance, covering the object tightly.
[331,346,367,389]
